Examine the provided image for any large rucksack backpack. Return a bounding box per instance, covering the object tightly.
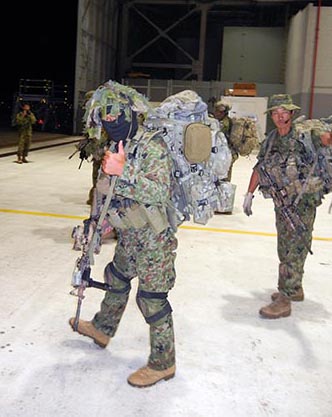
[145,90,232,225]
[294,116,332,194]
[229,116,260,156]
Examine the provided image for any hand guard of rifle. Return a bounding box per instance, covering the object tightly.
[258,165,313,255]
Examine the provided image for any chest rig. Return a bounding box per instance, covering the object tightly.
[258,128,317,203]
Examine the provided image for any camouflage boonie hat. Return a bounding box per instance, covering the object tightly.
[266,94,301,113]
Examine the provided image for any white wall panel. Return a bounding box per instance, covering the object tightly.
[221,27,285,84]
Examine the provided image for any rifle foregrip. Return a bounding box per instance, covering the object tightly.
[85,278,111,291]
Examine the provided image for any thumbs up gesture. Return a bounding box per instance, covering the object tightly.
[102,140,126,176]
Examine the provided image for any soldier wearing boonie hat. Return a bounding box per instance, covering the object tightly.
[265,94,301,113]
[242,93,331,320]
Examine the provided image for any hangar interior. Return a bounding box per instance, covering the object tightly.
[74,0,332,133]
[1,1,332,416]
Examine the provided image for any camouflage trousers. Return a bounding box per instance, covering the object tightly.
[17,131,32,158]
[226,151,239,182]
[87,159,101,204]
[92,224,177,370]
[276,203,316,297]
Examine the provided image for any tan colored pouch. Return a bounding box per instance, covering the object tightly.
[183,123,212,163]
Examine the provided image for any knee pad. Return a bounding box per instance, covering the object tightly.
[136,289,172,324]
[104,262,131,294]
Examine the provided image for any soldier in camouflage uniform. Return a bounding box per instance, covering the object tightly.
[214,99,238,181]
[15,103,36,163]
[243,94,332,319]
[69,81,178,388]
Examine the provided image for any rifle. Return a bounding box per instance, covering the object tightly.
[258,165,313,255]
[70,175,117,331]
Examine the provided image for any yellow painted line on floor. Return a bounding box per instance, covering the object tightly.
[0,208,85,220]
[179,224,332,242]
[0,208,331,241]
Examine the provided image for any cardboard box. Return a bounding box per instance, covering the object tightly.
[232,88,256,97]
[233,82,256,90]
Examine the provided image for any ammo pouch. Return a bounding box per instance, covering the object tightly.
[183,122,212,163]
[107,203,168,234]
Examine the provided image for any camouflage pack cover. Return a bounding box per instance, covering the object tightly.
[229,117,259,157]
[294,116,332,194]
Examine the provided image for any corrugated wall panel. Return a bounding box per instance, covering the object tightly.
[74,0,118,133]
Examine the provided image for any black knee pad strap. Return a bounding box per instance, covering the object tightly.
[136,289,172,324]
[108,262,132,283]
[104,262,132,294]
[146,303,172,324]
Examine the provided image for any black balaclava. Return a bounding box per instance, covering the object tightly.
[102,107,138,145]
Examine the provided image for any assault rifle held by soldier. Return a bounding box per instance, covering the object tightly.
[70,173,117,331]
[258,164,313,255]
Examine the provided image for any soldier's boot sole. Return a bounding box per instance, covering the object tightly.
[271,288,304,302]
[127,365,176,388]
[69,318,110,348]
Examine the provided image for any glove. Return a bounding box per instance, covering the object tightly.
[243,192,254,216]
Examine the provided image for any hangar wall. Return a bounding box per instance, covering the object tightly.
[286,3,332,118]
[74,0,119,133]
[73,1,332,133]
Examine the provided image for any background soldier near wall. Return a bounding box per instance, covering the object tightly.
[213,99,237,182]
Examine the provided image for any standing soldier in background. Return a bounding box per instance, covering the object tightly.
[15,103,36,163]
[243,94,332,319]
[213,99,238,181]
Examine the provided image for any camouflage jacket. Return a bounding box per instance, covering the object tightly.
[111,130,173,207]
[16,111,36,133]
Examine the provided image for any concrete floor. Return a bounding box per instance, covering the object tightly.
[1,136,332,417]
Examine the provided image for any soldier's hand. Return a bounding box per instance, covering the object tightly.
[320,131,332,146]
[102,140,126,176]
[243,192,254,216]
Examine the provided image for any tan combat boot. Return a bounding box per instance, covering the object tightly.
[127,365,176,388]
[271,287,304,302]
[259,293,291,319]
[69,318,110,348]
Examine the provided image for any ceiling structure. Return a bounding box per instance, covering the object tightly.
[116,0,332,80]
